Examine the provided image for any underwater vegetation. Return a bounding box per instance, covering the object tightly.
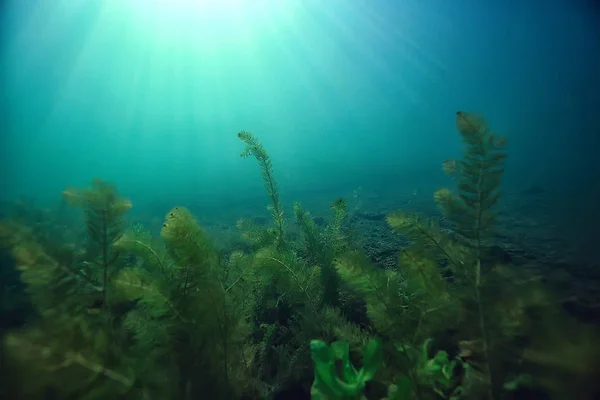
[0,112,598,400]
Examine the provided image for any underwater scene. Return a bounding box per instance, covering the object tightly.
[1,0,599,399]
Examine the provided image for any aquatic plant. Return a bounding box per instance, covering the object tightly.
[238,130,287,250]
[308,337,471,400]
[294,199,351,308]
[310,338,383,400]
[386,111,508,398]
[434,111,507,399]
[63,179,132,308]
[396,338,468,399]
[235,132,371,396]
[0,116,587,400]
[0,180,152,399]
[1,181,260,399]
[334,246,461,399]
[114,206,260,398]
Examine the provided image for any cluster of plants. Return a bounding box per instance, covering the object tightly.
[1,112,598,399]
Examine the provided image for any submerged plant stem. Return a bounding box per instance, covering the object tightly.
[476,259,495,400]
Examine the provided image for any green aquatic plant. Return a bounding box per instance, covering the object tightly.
[0,180,164,399]
[236,131,370,397]
[236,217,279,250]
[328,197,351,254]
[252,246,323,315]
[294,199,350,308]
[334,248,461,400]
[335,250,409,340]
[1,182,260,399]
[384,213,464,343]
[387,112,508,399]
[238,130,286,250]
[434,112,507,256]
[397,339,467,399]
[310,339,383,400]
[308,337,467,400]
[63,179,132,308]
[114,206,259,398]
[247,242,326,396]
[335,244,459,347]
[434,111,507,399]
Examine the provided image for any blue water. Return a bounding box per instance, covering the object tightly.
[1,0,598,235]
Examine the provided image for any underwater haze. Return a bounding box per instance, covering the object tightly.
[2,0,599,215]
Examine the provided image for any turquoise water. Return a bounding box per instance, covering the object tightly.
[1,1,600,399]
[2,0,597,215]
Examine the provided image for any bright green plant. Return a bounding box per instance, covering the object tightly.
[398,339,467,399]
[310,339,383,400]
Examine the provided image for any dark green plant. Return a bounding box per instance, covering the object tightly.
[386,377,413,400]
